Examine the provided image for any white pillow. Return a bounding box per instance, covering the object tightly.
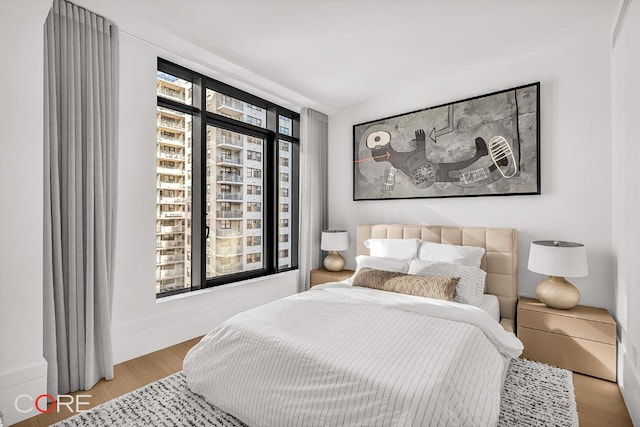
[407,259,486,306]
[364,238,420,260]
[418,241,485,267]
[353,255,411,281]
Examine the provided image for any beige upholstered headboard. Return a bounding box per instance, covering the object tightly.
[356,224,518,332]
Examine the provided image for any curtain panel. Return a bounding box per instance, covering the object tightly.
[298,108,328,292]
[44,0,119,394]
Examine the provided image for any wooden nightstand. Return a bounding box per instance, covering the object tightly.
[309,268,355,287]
[517,297,616,381]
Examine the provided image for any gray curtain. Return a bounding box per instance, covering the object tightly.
[44,0,118,394]
[298,108,328,292]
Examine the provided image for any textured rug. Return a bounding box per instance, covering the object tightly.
[53,358,577,427]
[498,358,578,426]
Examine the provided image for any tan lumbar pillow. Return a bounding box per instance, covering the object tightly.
[352,267,459,301]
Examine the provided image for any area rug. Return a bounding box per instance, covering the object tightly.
[498,358,578,426]
[53,358,577,427]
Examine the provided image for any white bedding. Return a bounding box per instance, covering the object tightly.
[184,284,523,427]
[479,294,501,322]
[342,273,500,322]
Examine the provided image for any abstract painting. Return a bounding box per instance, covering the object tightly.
[353,83,540,200]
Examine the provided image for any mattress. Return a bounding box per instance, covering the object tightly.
[479,294,501,322]
[184,283,522,427]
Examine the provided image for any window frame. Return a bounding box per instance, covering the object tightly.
[156,58,300,298]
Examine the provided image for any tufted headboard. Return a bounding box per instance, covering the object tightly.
[356,224,518,332]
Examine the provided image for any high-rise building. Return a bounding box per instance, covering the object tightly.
[278,128,293,268]
[156,73,192,294]
[156,73,292,294]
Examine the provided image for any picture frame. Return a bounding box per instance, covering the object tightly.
[353,82,540,201]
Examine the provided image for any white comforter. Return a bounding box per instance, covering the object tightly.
[184,284,523,427]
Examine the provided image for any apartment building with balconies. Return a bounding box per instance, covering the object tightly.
[155,75,293,294]
[156,74,192,294]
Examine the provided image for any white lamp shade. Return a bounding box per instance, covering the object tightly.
[321,230,349,251]
[528,240,588,277]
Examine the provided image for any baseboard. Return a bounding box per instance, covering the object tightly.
[0,358,47,425]
[111,271,298,364]
[618,340,640,425]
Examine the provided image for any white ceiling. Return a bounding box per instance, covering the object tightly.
[82,0,619,113]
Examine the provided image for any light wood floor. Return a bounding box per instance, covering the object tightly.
[15,337,633,427]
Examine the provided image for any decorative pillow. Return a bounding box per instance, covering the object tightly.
[364,238,421,259]
[418,241,485,267]
[408,259,486,306]
[352,267,458,301]
[353,255,411,278]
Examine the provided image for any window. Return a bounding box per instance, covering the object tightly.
[247,136,262,147]
[218,201,233,211]
[247,219,262,229]
[206,90,266,129]
[246,253,262,264]
[246,116,262,127]
[278,139,293,268]
[247,236,261,246]
[247,185,262,196]
[247,150,262,162]
[218,166,242,183]
[158,72,192,105]
[247,202,261,212]
[156,59,299,297]
[279,115,292,136]
[247,168,262,179]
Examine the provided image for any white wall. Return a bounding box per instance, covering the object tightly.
[20,0,303,366]
[328,25,614,312]
[0,2,52,425]
[612,0,640,423]
[111,31,300,363]
[0,4,298,424]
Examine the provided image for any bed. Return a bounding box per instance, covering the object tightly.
[356,224,519,332]
[184,224,522,427]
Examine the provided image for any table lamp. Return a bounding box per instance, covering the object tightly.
[321,230,349,272]
[527,240,588,309]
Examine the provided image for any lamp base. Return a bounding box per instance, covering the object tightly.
[535,276,580,310]
[324,251,345,272]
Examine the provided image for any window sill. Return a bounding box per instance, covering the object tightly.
[156,269,298,304]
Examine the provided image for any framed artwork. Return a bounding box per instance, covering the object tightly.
[353,82,540,200]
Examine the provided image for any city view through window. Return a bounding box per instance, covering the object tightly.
[156,70,294,295]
